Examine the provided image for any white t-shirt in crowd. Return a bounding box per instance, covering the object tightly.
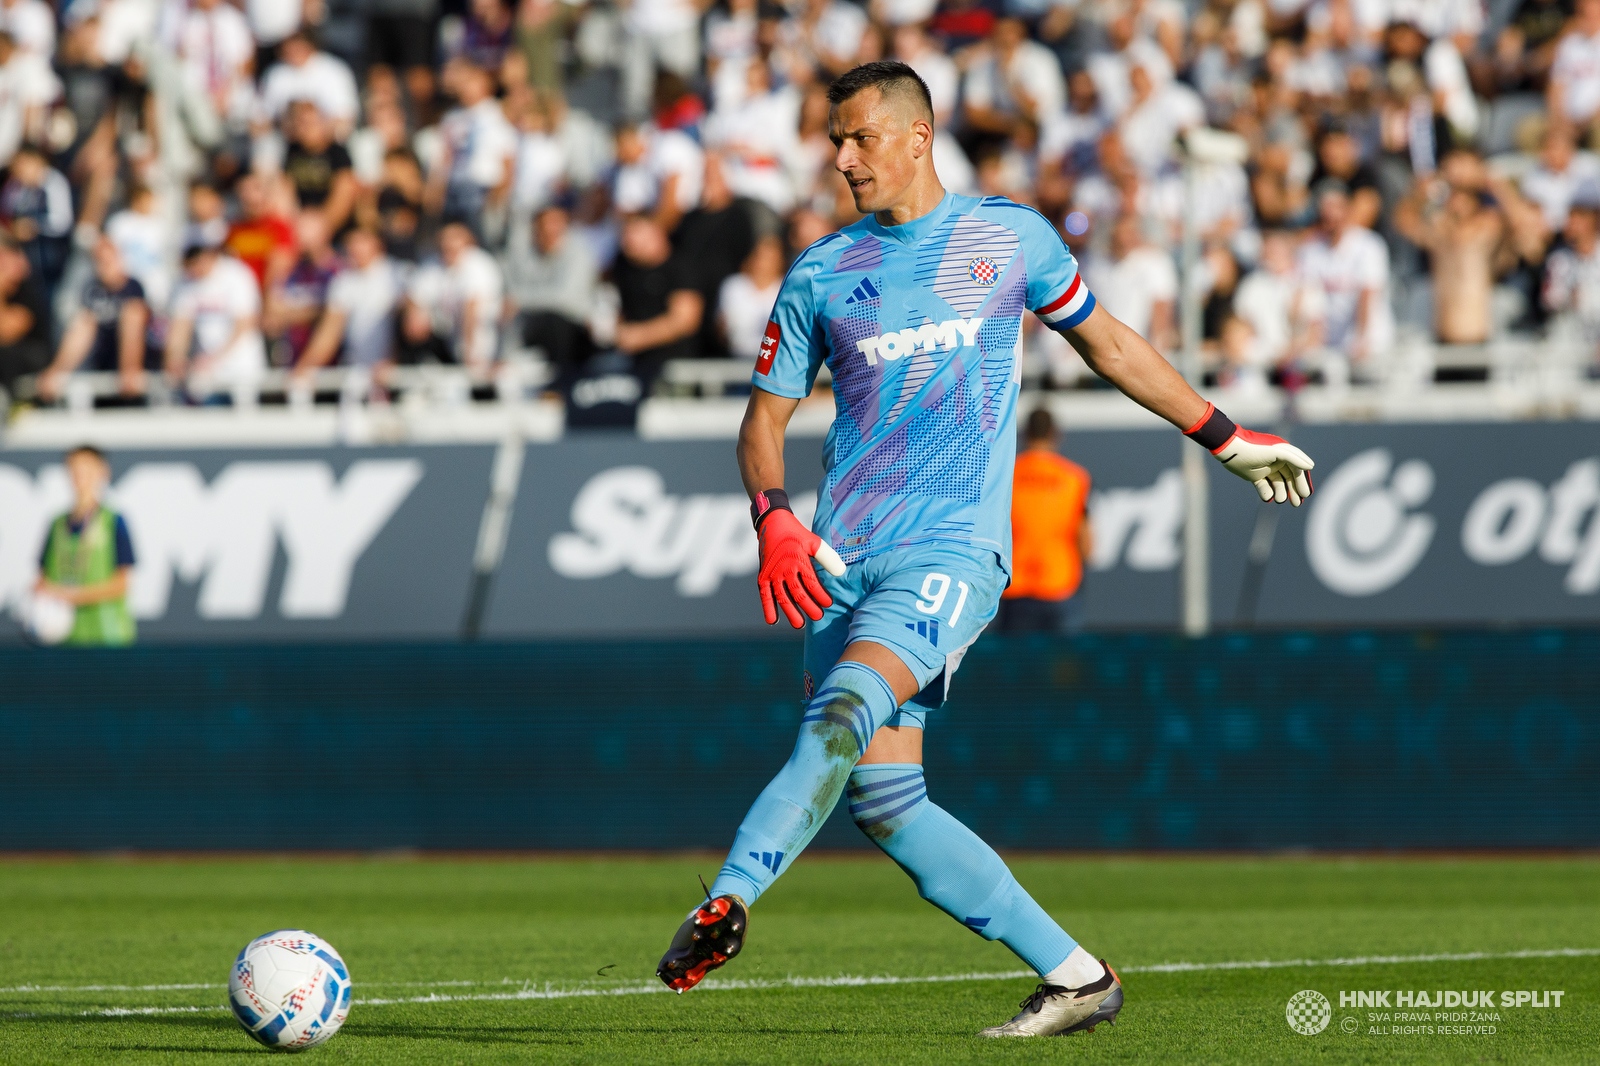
[247,0,301,45]
[173,2,256,121]
[904,50,958,126]
[0,51,58,167]
[0,0,54,57]
[963,40,1066,120]
[1296,225,1393,356]
[1544,243,1600,340]
[718,273,781,361]
[512,131,569,213]
[1083,245,1178,342]
[106,208,173,312]
[1522,151,1600,231]
[628,0,698,35]
[328,257,402,367]
[1554,29,1600,123]
[810,0,868,63]
[1387,0,1483,40]
[172,255,267,383]
[612,127,704,215]
[1234,267,1325,362]
[97,0,159,64]
[1039,109,1108,172]
[408,246,503,364]
[441,98,519,191]
[260,53,361,126]
[1118,81,1203,175]
[705,87,802,212]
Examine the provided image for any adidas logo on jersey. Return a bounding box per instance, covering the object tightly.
[844,277,881,304]
[855,317,985,366]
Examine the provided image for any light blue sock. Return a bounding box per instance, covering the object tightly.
[709,661,898,905]
[848,763,1077,976]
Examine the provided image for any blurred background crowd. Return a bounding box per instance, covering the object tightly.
[0,0,1598,412]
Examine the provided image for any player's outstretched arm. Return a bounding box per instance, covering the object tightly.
[1062,303,1314,505]
[738,388,847,628]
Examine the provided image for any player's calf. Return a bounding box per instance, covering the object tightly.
[656,895,749,993]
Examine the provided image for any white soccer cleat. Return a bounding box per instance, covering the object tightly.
[978,962,1123,1038]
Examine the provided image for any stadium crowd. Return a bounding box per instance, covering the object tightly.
[0,0,1598,409]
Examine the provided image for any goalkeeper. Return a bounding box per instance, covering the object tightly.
[657,61,1314,1038]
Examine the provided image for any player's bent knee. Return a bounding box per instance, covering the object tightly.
[847,764,929,843]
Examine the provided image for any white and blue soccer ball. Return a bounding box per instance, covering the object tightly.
[228,930,352,1051]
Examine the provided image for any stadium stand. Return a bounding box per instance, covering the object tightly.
[1,0,1599,443]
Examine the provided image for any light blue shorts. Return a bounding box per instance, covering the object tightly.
[802,542,1006,730]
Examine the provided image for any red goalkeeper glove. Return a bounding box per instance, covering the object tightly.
[1184,403,1315,506]
[751,489,848,628]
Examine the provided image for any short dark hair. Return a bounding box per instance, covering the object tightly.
[1025,408,1056,443]
[67,444,108,464]
[826,61,933,122]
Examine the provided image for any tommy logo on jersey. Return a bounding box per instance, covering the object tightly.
[855,317,985,366]
[756,320,781,375]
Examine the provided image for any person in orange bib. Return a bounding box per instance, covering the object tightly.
[1000,408,1093,632]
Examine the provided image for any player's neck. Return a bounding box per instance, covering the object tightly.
[873,174,948,229]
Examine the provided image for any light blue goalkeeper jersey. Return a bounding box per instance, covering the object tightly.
[753,192,1096,572]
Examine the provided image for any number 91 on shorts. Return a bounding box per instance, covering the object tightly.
[803,543,1008,716]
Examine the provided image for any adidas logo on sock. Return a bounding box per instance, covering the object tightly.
[748,850,784,874]
[906,619,939,646]
[844,277,881,305]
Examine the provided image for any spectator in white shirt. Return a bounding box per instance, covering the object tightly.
[611,122,705,232]
[621,0,702,119]
[401,221,503,371]
[718,234,783,362]
[1117,62,1203,175]
[246,0,306,59]
[704,60,801,212]
[294,226,402,384]
[1234,227,1325,366]
[1550,0,1600,132]
[0,30,58,169]
[426,61,517,227]
[0,0,53,58]
[784,0,868,78]
[171,0,258,132]
[1297,180,1393,377]
[1521,124,1600,235]
[893,24,957,128]
[1081,212,1178,349]
[165,237,268,398]
[105,185,174,315]
[260,31,362,137]
[964,18,1066,135]
[1543,201,1600,353]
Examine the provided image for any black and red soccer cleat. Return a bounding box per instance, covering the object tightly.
[656,895,748,993]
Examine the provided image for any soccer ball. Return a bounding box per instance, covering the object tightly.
[19,592,74,645]
[228,930,352,1051]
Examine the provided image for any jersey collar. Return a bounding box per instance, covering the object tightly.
[861,191,956,247]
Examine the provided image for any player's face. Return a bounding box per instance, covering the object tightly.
[830,89,922,216]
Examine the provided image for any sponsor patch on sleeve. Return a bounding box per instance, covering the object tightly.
[756,320,781,375]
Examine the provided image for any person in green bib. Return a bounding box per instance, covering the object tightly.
[33,445,137,646]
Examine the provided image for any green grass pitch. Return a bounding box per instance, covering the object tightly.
[1,855,1596,1064]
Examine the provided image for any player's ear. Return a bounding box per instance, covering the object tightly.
[910,117,933,158]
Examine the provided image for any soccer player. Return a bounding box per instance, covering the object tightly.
[656,61,1315,1037]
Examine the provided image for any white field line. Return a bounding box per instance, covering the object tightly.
[3,947,1594,1019]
